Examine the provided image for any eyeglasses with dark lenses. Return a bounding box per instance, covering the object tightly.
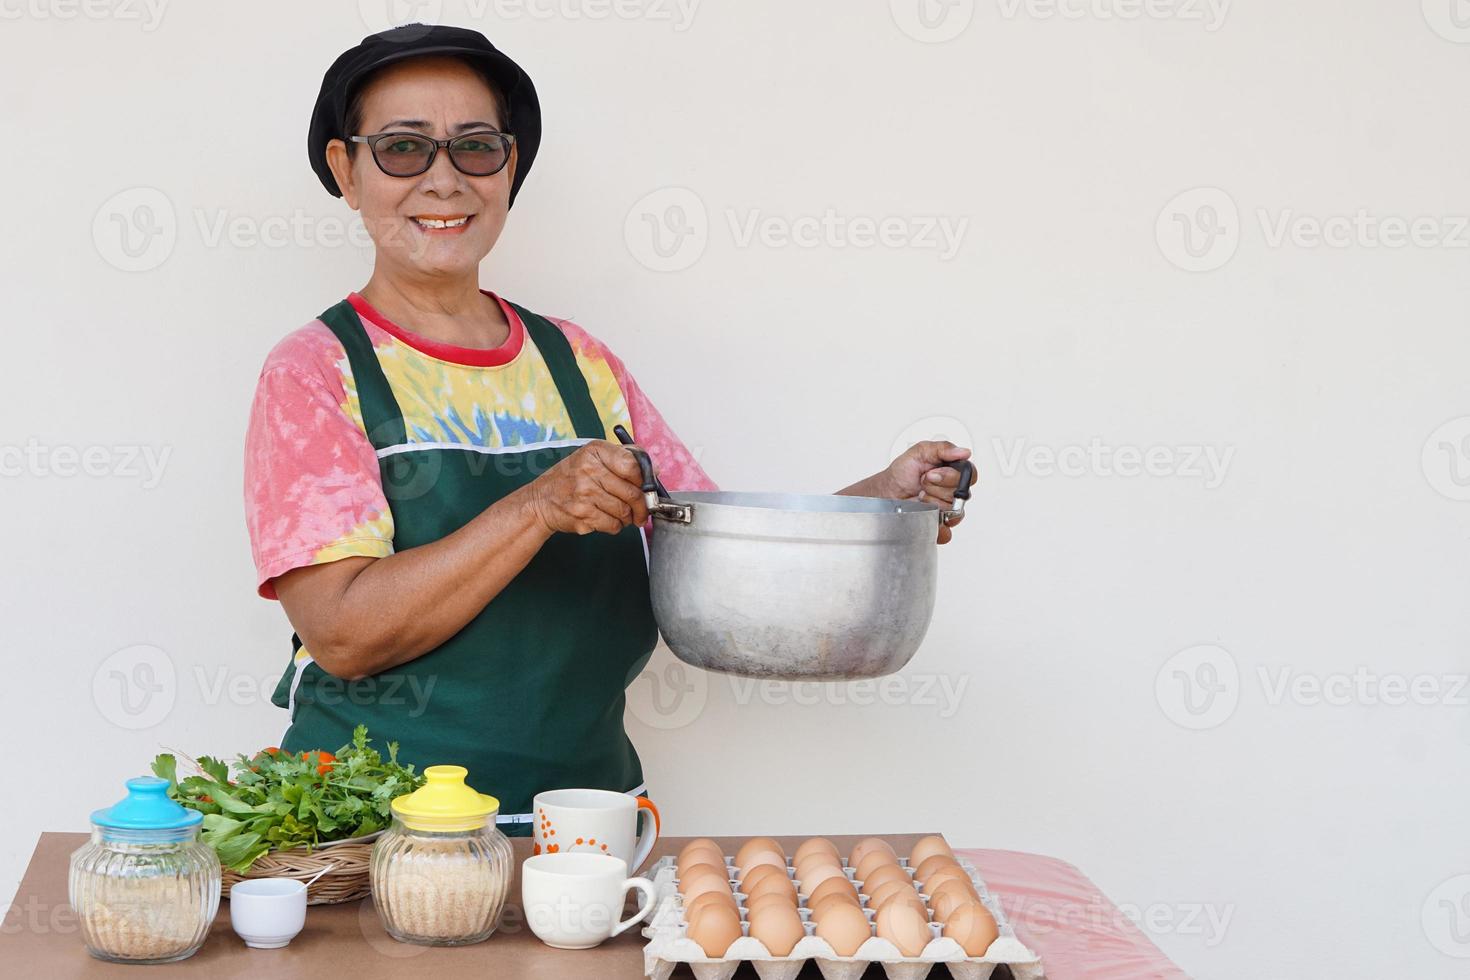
[348,131,516,179]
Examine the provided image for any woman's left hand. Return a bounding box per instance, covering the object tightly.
[882,440,976,544]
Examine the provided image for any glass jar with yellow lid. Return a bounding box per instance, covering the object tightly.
[369,765,513,945]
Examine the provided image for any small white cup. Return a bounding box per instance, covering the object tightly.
[522,853,656,950]
[229,878,307,949]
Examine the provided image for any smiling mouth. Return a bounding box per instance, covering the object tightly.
[411,214,473,231]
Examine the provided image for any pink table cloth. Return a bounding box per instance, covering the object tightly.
[956,848,1189,979]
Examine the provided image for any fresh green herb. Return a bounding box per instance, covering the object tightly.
[150,725,424,873]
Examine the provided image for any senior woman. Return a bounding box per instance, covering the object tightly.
[244,24,975,834]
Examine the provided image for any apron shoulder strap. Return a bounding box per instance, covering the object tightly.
[508,301,607,441]
[318,300,408,452]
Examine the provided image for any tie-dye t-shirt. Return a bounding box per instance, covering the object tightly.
[244,291,716,599]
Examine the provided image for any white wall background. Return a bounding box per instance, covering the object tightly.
[3,2,1469,977]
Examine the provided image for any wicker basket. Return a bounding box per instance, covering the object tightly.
[221,834,380,906]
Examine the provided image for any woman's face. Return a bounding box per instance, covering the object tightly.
[326,56,515,283]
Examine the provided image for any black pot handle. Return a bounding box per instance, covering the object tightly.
[942,459,975,519]
[613,425,691,523]
[613,424,671,501]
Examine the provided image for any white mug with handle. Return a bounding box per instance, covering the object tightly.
[521,853,657,949]
[532,788,660,872]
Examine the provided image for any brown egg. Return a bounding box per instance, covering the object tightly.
[796,862,848,897]
[794,837,840,866]
[921,865,973,895]
[943,901,999,956]
[794,859,841,890]
[810,890,863,922]
[927,877,979,918]
[858,863,910,896]
[745,890,799,922]
[681,868,734,904]
[686,901,743,957]
[807,874,859,908]
[876,900,931,957]
[854,848,901,882]
[848,837,896,870]
[739,862,787,890]
[684,889,737,921]
[677,855,724,877]
[914,853,960,884]
[867,877,918,911]
[814,900,872,956]
[794,850,842,876]
[735,838,785,869]
[932,886,983,924]
[736,849,785,878]
[745,872,798,904]
[747,902,805,956]
[679,839,724,867]
[678,863,728,894]
[908,835,953,870]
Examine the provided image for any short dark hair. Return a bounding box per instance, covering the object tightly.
[343,54,512,154]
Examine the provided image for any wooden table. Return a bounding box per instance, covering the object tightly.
[2,832,976,979]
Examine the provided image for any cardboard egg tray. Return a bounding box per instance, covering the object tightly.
[640,851,1043,980]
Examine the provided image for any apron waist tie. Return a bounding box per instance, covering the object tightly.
[495,783,648,824]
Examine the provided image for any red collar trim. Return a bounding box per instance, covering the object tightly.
[346,290,527,367]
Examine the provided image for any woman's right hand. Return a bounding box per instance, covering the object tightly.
[527,441,652,535]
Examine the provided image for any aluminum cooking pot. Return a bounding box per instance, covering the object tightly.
[617,429,972,680]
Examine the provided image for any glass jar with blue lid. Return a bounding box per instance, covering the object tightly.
[68,776,221,963]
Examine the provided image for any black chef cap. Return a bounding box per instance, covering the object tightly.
[308,24,540,206]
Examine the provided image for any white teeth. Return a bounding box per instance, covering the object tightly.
[414,216,470,229]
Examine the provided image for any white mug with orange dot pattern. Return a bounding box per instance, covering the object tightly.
[531,788,661,872]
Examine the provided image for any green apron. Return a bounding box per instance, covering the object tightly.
[271,298,658,835]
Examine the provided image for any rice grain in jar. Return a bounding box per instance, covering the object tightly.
[68,777,221,964]
[370,765,513,946]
